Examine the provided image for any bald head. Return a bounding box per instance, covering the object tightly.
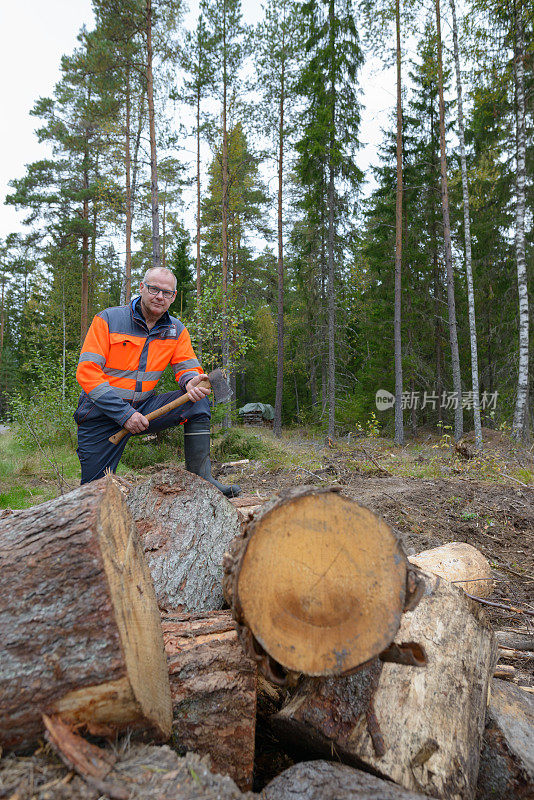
[143,267,177,290]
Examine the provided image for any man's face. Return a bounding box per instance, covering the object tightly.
[139,270,176,319]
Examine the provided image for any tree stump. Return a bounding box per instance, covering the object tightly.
[223,487,418,679]
[476,678,534,799]
[409,542,493,598]
[263,760,439,800]
[126,468,241,611]
[162,610,257,791]
[0,477,172,751]
[273,571,497,800]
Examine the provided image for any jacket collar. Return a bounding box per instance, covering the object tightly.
[131,296,171,331]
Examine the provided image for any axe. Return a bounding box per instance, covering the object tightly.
[108,368,232,445]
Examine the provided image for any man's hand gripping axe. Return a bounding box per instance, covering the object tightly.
[108,368,232,445]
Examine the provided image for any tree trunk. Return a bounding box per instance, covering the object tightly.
[126,468,240,612]
[196,76,202,358]
[81,162,89,344]
[512,1,529,442]
[274,29,286,439]
[450,0,482,447]
[124,64,132,304]
[263,760,438,800]
[223,487,416,681]
[0,477,172,751]
[162,610,257,791]
[221,4,230,426]
[274,570,496,799]
[476,678,534,799]
[146,0,161,270]
[435,0,463,440]
[394,0,404,445]
[326,0,336,440]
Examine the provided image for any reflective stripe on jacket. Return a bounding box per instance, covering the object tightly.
[75,297,202,425]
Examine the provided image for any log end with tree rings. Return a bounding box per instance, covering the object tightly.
[224,487,409,677]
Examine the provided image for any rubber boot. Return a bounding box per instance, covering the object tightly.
[183,419,241,498]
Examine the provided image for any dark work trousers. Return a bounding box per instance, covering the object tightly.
[76,391,211,484]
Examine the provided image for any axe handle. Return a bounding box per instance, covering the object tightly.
[108,380,211,445]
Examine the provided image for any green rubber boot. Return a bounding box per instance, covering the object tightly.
[183,419,241,498]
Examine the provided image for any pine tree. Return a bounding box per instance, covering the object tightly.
[295,0,363,439]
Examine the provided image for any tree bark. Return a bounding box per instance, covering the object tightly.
[81,159,89,344]
[124,64,132,303]
[221,2,230,424]
[273,570,496,799]
[476,678,534,799]
[326,0,336,441]
[273,23,286,439]
[223,487,415,680]
[512,1,529,442]
[263,760,438,800]
[394,0,404,445]
[162,610,257,791]
[0,477,172,751]
[450,0,482,448]
[435,0,463,440]
[146,0,161,270]
[126,468,241,611]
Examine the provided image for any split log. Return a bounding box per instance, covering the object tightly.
[161,610,257,791]
[409,541,493,598]
[228,495,269,522]
[126,468,240,611]
[223,487,421,679]
[0,477,172,752]
[476,679,534,799]
[263,760,439,800]
[273,571,497,800]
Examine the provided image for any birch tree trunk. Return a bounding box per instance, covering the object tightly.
[435,0,463,440]
[512,0,529,442]
[146,0,161,271]
[451,0,482,448]
[394,0,404,445]
[274,23,286,439]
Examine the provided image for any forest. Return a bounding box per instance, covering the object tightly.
[0,0,532,448]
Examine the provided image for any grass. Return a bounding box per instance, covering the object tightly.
[0,431,79,509]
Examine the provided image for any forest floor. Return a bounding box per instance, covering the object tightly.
[1,422,533,683]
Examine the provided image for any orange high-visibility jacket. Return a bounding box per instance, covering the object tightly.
[75,297,202,426]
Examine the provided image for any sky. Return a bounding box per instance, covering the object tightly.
[0,1,395,242]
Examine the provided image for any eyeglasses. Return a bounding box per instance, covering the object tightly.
[143,283,176,300]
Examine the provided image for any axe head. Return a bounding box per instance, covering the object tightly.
[207,368,233,404]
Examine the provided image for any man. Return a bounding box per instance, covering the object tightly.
[74,266,240,497]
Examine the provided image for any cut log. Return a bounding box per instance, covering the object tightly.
[409,541,493,598]
[495,630,534,651]
[263,760,439,800]
[223,487,418,679]
[476,678,534,799]
[1,742,256,800]
[0,477,172,752]
[161,610,257,791]
[126,468,240,611]
[273,570,497,800]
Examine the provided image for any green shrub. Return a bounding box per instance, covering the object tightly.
[211,427,270,462]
